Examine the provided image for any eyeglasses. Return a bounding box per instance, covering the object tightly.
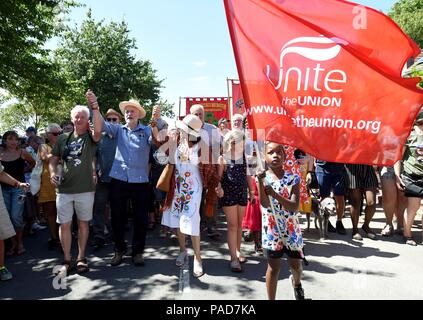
[48,132,61,136]
[107,118,119,122]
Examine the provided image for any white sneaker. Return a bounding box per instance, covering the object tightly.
[176,250,187,267]
[32,223,47,231]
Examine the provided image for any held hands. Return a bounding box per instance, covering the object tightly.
[50,174,60,187]
[17,182,30,192]
[152,105,161,120]
[86,89,98,108]
[396,175,405,191]
[215,184,224,198]
[256,170,266,180]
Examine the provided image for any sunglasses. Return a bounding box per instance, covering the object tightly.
[48,132,62,136]
[416,121,423,126]
[107,118,119,122]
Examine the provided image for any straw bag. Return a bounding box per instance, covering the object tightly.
[156,164,175,192]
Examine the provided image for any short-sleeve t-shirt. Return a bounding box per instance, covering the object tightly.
[403,129,423,176]
[52,132,97,194]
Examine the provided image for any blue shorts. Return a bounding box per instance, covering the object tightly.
[316,171,345,198]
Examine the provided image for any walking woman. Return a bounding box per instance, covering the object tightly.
[0,131,35,255]
[218,130,255,272]
[160,115,222,278]
[344,164,378,240]
[0,163,29,280]
[395,110,423,246]
[39,124,62,249]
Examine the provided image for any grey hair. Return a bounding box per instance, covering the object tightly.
[71,105,90,119]
[190,104,204,114]
[45,123,61,133]
[223,129,245,153]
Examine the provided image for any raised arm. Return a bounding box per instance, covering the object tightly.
[86,89,104,142]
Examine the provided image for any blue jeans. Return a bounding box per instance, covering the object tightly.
[2,186,25,229]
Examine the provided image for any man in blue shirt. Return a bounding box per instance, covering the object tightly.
[88,91,153,266]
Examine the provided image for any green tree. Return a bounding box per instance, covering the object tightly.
[0,0,77,97]
[54,11,170,120]
[389,0,423,48]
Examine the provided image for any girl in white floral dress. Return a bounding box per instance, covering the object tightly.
[257,141,306,300]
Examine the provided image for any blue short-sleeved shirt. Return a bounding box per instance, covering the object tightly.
[103,120,151,183]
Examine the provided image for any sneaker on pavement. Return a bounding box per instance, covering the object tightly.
[362,226,376,240]
[110,251,125,266]
[32,223,47,231]
[327,221,337,233]
[132,254,145,266]
[289,275,305,300]
[0,266,13,281]
[352,230,363,241]
[336,220,347,235]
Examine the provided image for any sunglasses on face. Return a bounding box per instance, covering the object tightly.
[107,118,119,122]
[48,132,61,136]
[416,121,423,126]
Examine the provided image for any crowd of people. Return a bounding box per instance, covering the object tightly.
[0,89,422,301]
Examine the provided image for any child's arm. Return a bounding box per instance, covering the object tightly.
[257,170,270,208]
[264,182,300,212]
[247,175,256,204]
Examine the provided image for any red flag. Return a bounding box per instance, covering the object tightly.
[185,97,229,126]
[225,0,423,166]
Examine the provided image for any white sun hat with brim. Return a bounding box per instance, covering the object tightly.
[176,114,203,137]
[119,99,146,119]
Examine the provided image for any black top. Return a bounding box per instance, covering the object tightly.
[1,152,25,186]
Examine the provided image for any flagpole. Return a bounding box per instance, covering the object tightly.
[178,96,182,119]
[227,78,233,123]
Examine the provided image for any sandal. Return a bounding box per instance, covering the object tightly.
[54,259,72,277]
[237,251,247,264]
[381,224,394,237]
[76,258,90,274]
[405,236,417,246]
[230,260,242,273]
[193,259,204,278]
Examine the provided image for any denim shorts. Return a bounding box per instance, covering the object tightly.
[380,166,395,180]
[315,171,346,198]
[2,186,25,229]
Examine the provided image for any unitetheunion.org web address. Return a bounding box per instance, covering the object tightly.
[247,105,381,134]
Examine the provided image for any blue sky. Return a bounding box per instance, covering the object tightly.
[66,0,398,115]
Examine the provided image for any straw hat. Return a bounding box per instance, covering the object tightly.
[119,99,146,119]
[176,114,203,137]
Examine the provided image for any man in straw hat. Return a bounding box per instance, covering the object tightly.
[91,108,121,250]
[87,90,153,267]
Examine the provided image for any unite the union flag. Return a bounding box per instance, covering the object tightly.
[224,0,423,165]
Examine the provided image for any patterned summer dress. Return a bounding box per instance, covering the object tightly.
[260,172,304,254]
[162,143,203,236]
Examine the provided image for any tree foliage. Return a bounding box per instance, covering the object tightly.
[0,0,76,98]
[54,11,170,120]
[389,0,423,48]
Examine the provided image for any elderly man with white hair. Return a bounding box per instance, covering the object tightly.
[190,104,222,239]
[88,90,155,267]
[49,103,102,276]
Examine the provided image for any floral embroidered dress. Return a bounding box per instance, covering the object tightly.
[260,172,304,254]
[162,143,203,236]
